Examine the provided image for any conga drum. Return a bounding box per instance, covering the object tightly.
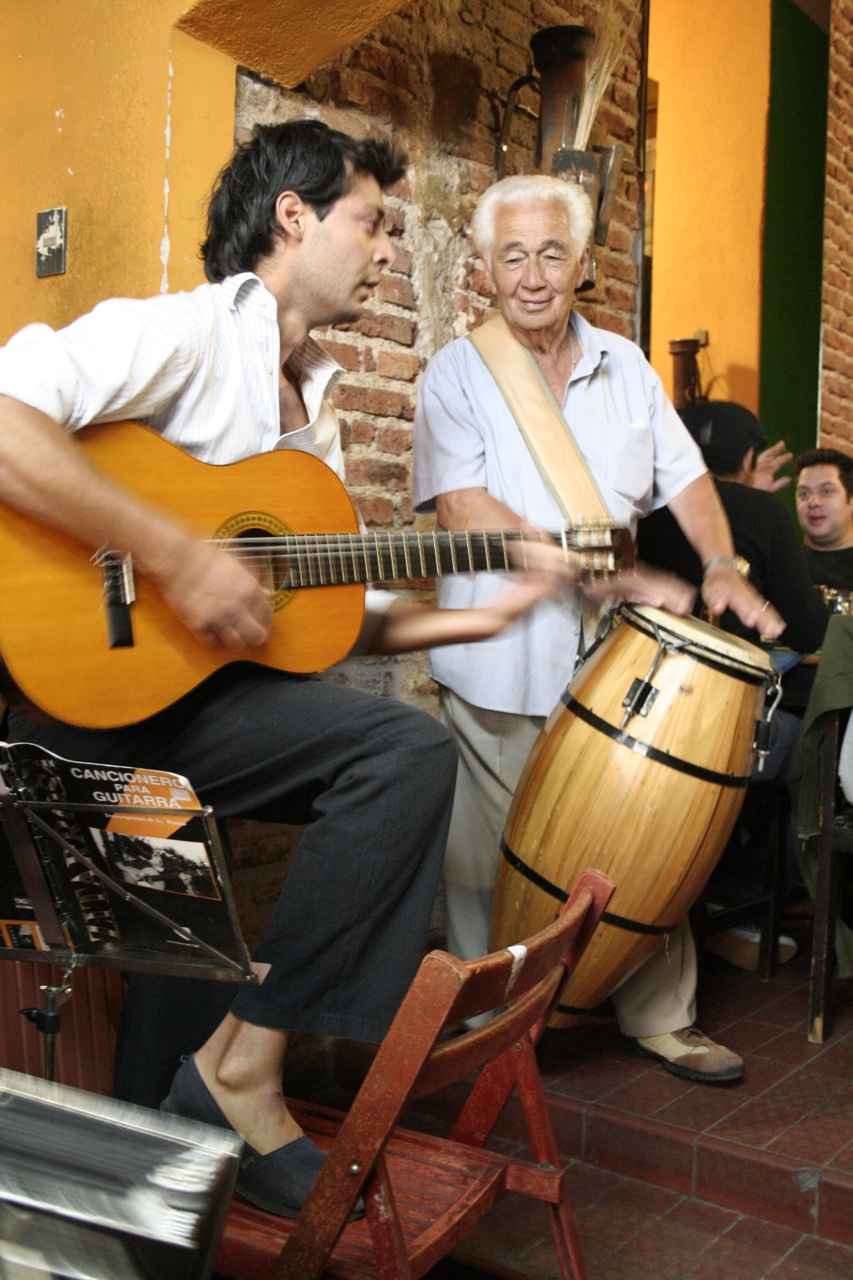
[490,604,774,1027]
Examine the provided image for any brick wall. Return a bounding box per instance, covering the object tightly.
[820,0,853,449]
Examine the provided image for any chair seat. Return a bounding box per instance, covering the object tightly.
[217,1096,549,1279]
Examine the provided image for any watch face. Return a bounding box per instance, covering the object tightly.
[733,556,751,578]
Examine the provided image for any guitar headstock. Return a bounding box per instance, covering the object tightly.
[556,519,635,577]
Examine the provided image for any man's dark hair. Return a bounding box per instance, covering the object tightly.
[201,119,407,282]
[678,400,766,478]
[794,447,853,499]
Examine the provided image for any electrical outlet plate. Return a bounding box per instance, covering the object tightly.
[36,207,67,277]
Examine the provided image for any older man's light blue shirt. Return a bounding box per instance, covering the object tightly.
[413,310,706,716]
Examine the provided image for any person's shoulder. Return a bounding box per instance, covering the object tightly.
[717,479,786,516]
[578,315,646,365]
[591,327,640,358]
[90,281,219,325]
[166,279,223,322]
[153,280,232,348]
[422,331,479,381]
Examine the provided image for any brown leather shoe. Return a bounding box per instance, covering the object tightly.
[632,1026,744,1083]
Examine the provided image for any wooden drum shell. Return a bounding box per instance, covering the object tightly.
[490,606,772,1028]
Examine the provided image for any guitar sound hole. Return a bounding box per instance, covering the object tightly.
[232,527,288,594]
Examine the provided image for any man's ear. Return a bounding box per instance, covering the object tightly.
[576,245,592,289]
[744,446,756,474]
[274,191,309,245]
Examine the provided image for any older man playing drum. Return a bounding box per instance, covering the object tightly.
[413,174,783,1083]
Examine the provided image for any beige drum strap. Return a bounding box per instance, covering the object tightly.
[468,314,613,524]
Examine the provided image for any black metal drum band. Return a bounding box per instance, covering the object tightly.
[560,691,753,788]
[499,838,680,938]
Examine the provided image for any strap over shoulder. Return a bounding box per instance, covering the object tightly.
[468,314,612,524]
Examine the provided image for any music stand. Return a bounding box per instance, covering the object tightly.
[0,740,256,1081]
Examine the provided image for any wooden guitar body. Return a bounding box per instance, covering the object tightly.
[0,423,365,728]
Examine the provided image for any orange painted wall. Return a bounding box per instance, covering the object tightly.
[647,0,771,408]
[0,1,235,341]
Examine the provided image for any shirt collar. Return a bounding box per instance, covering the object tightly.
[220,272,343,405]
[570,310,609,374]
[220,271,277,314]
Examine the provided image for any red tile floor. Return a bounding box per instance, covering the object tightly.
[5,919,852,1277]
[404,940,853,1279]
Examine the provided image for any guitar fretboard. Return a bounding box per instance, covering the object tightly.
[242,527,620,590]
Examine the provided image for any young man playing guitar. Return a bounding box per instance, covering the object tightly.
[0,121,593,1217]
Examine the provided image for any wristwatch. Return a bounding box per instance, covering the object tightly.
[702,555,751,579]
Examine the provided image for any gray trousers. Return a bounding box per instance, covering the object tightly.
[9,666,457,1101]
[438,686,696,1039]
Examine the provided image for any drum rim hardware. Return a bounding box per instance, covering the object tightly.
[752,671,783,774]
[619,619,691,728]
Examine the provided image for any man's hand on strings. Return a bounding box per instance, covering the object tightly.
[154,537,274,650]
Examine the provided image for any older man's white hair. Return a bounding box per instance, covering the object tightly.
[471,175,594,266]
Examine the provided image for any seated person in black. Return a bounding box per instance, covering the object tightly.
[639,402,827,655]
[794,447,853,593]
[638,401,828,967]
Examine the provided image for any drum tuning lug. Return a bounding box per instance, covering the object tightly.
[621,640,668,726]
[621,677,658,725]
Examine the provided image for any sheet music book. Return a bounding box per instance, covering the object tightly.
[0,742,254,982]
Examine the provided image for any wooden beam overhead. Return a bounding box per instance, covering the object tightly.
[176,0,408,87]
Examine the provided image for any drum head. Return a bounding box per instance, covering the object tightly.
[621,604,773,677]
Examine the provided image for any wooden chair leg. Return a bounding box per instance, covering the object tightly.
[454,1038,587,1280]
[807,709,850,1045]
[809,829,839,1044]
[548,1194,588,1280]
[756,789,786,980]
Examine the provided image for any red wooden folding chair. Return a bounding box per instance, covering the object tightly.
[216,866,614,1280]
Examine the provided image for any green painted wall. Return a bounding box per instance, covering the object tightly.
[759,0,828,517]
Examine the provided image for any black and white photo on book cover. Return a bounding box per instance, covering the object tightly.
[0,741,251,979]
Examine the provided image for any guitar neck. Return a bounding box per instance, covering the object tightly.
[269,527,619,589]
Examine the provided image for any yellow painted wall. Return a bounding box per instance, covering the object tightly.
[648,0,771,408]
[0,2,236,342]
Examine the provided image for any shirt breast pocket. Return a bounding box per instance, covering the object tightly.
[604,418,655,514]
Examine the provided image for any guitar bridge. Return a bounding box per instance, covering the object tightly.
[96,550,135,648]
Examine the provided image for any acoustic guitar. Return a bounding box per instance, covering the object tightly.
[0,421,626,728]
